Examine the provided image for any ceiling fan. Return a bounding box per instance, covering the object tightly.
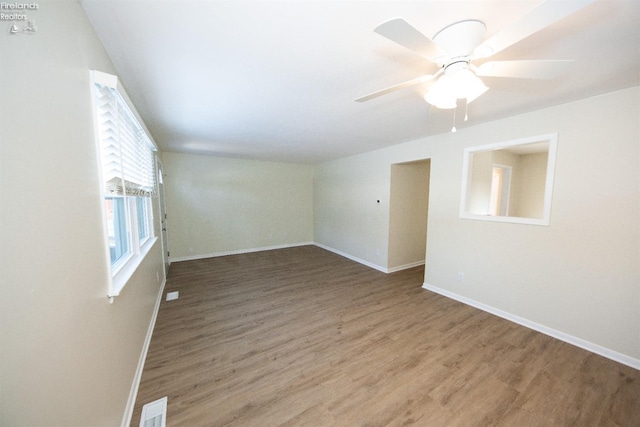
[355,0,596,112]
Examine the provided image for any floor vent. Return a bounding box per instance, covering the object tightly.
[140,396,167,427]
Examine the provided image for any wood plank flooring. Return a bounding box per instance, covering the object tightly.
[131,246,640,426]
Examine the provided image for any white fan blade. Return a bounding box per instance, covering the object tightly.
[355,73,439,102]
[374,18,448,62]
[476,60,574,79]
[473,0,597,58]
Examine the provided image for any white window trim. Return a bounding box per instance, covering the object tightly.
[112,235,158,297]
[459,133,558,226]
[91,70,159,298]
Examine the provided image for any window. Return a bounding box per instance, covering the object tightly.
[91,70,158,297]
[460,133,557,226]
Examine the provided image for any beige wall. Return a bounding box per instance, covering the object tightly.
[0,1,164,425]
[163,152,314,260]
[314,152,392,268]
[314,87,640,363]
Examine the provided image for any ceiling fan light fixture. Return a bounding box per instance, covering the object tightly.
[424,92,458,109]
[465,83,489,103]
[424,67,488,109]
[424,74,457,109]
[456,68,489,102]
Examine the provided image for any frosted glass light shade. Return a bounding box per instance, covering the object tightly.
[424,75,458,109]
[455,69,488,101]
[424,68,489,108]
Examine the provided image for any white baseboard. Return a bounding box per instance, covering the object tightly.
[387,260,425,273]
[313,243,387,273]
[121,277,167,427]
[313,243,424,274]
[171,242,315,263]
[173,242,422,275]
[422,282,640,371]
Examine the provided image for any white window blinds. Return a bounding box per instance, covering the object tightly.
[94,82,156,197]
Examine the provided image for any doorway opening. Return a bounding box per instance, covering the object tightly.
[388,159,431,272]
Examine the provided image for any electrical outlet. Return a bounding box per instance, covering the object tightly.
[457,272,464,282]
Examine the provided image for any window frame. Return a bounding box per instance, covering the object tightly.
[91,70,159,297]
[459,133,558,226]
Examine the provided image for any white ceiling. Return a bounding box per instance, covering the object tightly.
[81,0,639,164]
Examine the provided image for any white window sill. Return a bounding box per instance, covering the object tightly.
[108,237,159,297]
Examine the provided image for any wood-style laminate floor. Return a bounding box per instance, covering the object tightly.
[131,246,640,426]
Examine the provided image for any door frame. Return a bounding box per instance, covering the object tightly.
[156,158,170,277]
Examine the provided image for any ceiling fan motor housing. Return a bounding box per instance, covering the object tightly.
[432,19,487,62]
[443,58,472,75]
